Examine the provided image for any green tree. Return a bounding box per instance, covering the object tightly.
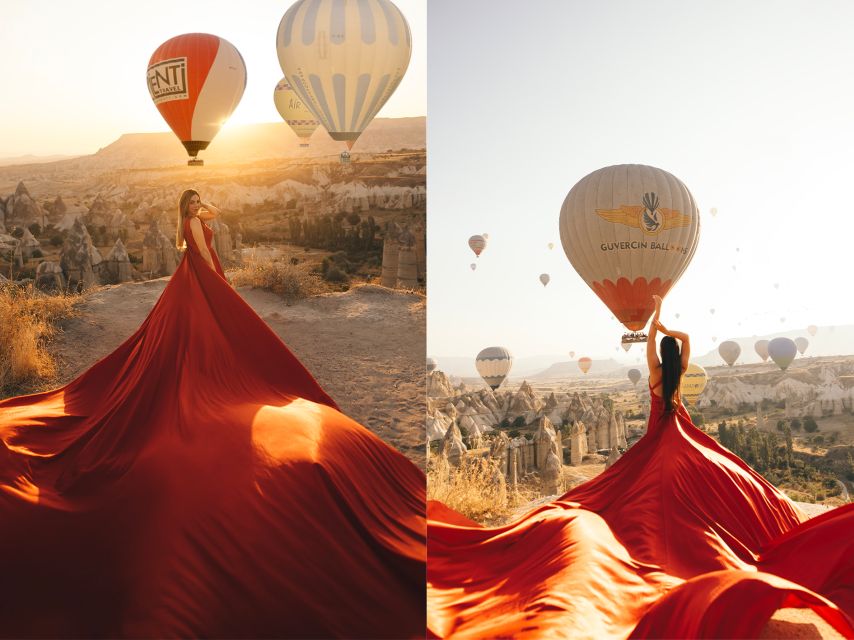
[512,416,526,429]
[791,418,802,432]
[803,416,818,433]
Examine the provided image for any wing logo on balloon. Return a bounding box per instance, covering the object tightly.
[147,58,188,103]
[596,193,692,237]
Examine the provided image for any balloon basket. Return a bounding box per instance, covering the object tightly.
[188,158,204,167]
[621,332,648,344]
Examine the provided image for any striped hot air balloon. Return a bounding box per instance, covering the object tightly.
[755,339,770,362]
[273,78,320,147]
[680,363,708,406]
[147,34,247,165]
[475,347,513,391]
[559,165,700,332]
[276,0,412,150]
[578,357,592,374]
[469,235,486,257]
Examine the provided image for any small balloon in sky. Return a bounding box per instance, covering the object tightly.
[710,308,715,315]
[547,242,554,250]
[774,283,780,289]
[675,313,680,319]
[712,336,718,342]
[780,317,786,323]
[539,273,550,287]
[482,233,489,240]
[710,207,718,217]
[470,263,476,271]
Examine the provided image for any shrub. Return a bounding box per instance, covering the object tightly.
[28,223,42,237]
[31,249,43,259]
[512,416,526,428]
[50,234,64,247]
[229,259,324,303]
[803,417,818,433]
[323,266,348,283]
[791,418,802,431]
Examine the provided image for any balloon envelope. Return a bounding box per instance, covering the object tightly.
[578,357,592,374]
[621,342,631,352]
[807,325,818,336]
[680,363,708,406]
[768,337,797,371]
[539,273,550,287]
[276,0,412,148]
[426,357,437,373]
[569,351,575,359]
[559,164,700,331]
[547,242,554,250]
[273,78,319,146]
[794,337,809,355]
[470,263,476,271]
[475,347,512,390]
[468,235,486,257]
[147,33,247,161]
[754,339,770,362]
[718,341,741,367]
[627,368,641,386]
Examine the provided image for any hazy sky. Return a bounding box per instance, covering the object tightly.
[1,0,425,157]
[427,0,854,365]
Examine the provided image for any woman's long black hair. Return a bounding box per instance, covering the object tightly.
[660,335,682,413]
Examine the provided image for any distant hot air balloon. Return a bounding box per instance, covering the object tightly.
[773,283,780,289]
[559,164,700,333]
[680,363,708,406]
[147,33,247,166]
[621,342,631,352]
[569,351,575,359]
[675,313,680,319]
[578,357,592,374]
[755,339,770,362]
[712,336,717,343]
[273,78,319,147]
[794,337,809,355]
[469,235,487,257]
[768,337,797,371]
[470,263,477,271]
[276,0,412,150]
[718,341,741,367]
[780,317,786,323]
[627,368,641,386]
[807,325,818,336]
[710,208,718,217]
[539,273,550,287]
[547,242,554,250]
[426,357,437,373]
[475,347,513,390]
[710,308,715,315]
[482,233,489,240]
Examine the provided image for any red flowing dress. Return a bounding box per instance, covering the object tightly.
[0,215,425,638]
[428,380,854,639]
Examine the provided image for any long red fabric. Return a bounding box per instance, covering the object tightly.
[0,216,425,638]
[428,385,854,639]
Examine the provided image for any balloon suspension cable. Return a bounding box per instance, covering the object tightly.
[621,331,648,344]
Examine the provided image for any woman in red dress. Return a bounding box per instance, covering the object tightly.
[428,296,854,639]
[0,189,425,638]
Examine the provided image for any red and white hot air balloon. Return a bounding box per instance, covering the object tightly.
[578,357,592,374]
[469,235,487,257]
[273,78,319,147]
[559,165,700,333]
[147,33,247,166]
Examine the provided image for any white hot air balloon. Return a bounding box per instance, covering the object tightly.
[547,242,554,250]
[569,351,575,359]
[276,0,412,150]
[539,273,550,287]
[476,347,513,390]
[710,207,718,217]
[718,341,741,367]
[807,325,818,336]
[482,233,490,240]
[559,164,700,333]
[794,337,809,355]
[621,342,632,352]
[755,339,770,362]
[470,263,477,271]
[426,357,438,373]
[273,78,320,146]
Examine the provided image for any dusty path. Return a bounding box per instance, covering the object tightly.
[45,278,426,469]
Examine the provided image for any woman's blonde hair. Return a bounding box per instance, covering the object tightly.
[176,189,200,249]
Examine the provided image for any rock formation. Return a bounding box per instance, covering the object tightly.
[103,238,134,283]
[142,219,179,277]
[60,218,103,289]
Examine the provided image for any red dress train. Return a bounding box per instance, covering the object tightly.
[428,382,854,638]
[0,216,425,638]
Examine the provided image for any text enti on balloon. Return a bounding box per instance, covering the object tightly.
[147,58,189,103]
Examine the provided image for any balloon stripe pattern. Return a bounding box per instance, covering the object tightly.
[680,363,708,405]
[147,34,247,157]
[274,79,320,145]
[475,347,512,390]
[277,0,412,146]
[560,165,701,331]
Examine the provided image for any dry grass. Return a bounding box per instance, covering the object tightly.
[0,282,81,396]
[228,258,325,303]
[427,451,538,525]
